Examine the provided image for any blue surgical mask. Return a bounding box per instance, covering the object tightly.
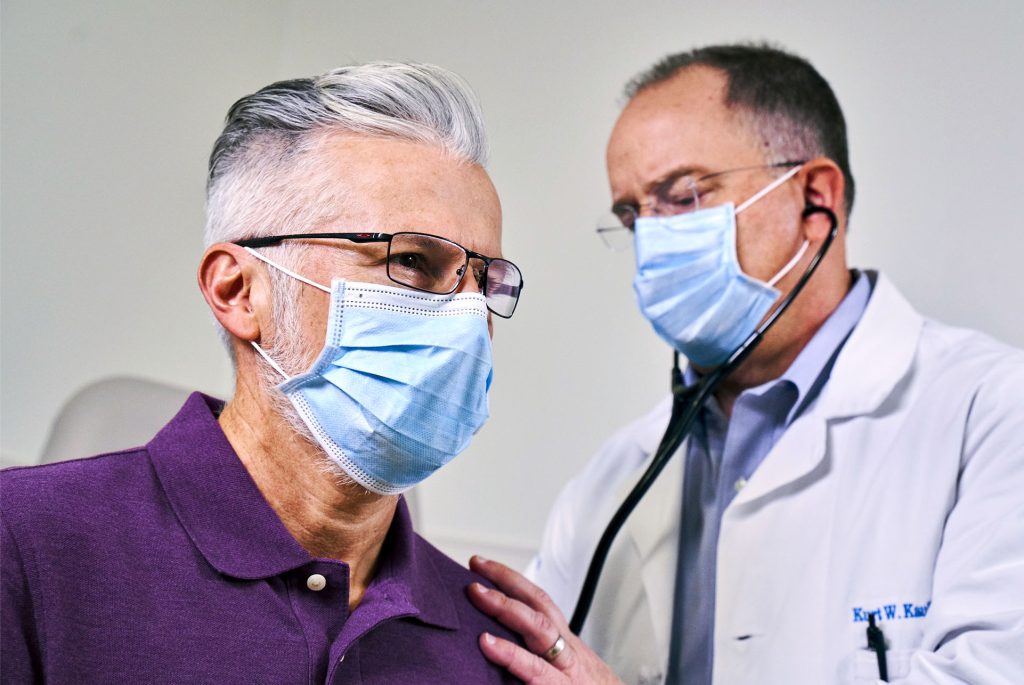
[246,249,493,494]
[632,165,808,368]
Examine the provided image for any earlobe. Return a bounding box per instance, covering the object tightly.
[800,159,844,241]
[197,243,263,343]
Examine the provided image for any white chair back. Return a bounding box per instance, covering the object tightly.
[39,376,192,464]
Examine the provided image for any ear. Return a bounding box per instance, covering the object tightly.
[798,158,845,242]
[197,243,269,344]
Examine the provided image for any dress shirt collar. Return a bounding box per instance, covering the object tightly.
[684,270,872,424]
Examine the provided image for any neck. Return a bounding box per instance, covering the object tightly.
[218,370,397,609]
[710,266,853,417]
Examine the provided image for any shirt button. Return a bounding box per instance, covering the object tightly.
[734,478,748,493]
[306,573,327,592]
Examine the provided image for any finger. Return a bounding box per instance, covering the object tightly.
[469,582,564,656]
[480,632,566,684]
[470,556,568,627]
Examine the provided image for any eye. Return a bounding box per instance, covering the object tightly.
[654,175,700,215]
[662,193,697,211]
[391,251,428,271]
[388,251,440,288]
[611,204,638,230]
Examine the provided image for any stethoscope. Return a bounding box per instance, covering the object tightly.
[568,204,840,634]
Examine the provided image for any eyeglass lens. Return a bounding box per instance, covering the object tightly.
[385,233,522,317]
[596,177,702,250]
[482,258,522,318]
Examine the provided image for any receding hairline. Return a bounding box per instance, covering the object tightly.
[612,64,771,161]
[626,64,768,131]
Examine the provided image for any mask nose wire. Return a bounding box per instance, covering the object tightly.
[241,245,332,382]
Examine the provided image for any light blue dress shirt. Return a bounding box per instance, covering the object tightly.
[667,271,872,685]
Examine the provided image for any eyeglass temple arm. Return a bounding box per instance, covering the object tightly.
[233,232,389,248]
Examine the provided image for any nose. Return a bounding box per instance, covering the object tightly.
[454,257,487,296]
[454,271,483,295]
[637,200,660,217]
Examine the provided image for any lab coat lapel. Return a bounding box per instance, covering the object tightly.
[732,272,923,506]
[622,439,685,654]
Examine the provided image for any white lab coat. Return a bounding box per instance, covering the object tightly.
[527,273,1024,684]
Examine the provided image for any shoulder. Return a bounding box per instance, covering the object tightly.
[526,395,676,610]
[1,449,160,560]
[2,449,155,516]
[412,533,523,644]
[919,317,1024,372]
[914,318,1024,417]
[870,272,1024,382]
[575,395,673,488]
[538,396,671,552]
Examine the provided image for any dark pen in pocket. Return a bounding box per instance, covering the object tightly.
[866,613,889,682]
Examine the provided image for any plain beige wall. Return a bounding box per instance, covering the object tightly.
[3,0,1023,563]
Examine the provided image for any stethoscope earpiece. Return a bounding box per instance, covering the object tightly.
[802,203,838,228]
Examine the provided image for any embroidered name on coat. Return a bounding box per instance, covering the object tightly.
[852,600,931,623]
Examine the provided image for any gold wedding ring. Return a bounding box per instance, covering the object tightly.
[542,635,566,662]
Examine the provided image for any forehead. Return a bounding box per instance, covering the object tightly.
[305,133,502,256]
[606,67,763,196]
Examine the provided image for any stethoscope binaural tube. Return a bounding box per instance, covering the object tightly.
[568,204,839,635]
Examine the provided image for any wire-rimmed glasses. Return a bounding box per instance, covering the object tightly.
[234,231,525,318]
[596,160,806,251]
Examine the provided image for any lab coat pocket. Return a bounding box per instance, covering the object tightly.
[844,648,913,683]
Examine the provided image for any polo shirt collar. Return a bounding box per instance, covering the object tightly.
[147,392,458,630]
[363,492,460,631]
[148,393,312,579]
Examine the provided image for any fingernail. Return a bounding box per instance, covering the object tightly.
[475,583,489,594]
[483,632,496,645]
[475,555,489,564]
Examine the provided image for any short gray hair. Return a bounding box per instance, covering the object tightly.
[203,62,489,363]
[625,43,855,215]
[205,61,489,248]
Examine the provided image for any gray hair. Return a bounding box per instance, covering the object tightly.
[205,61,489,247]
[625,42,855,215]
[203,61,489,366]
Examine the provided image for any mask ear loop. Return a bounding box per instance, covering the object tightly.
[766,240,810,288]
[734,163,808,288]
[250,340,291,381]
[241,245,331,381]
[242,246,331,294]
[735,164,803,214]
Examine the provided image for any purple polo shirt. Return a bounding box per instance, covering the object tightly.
[1,393,520,684]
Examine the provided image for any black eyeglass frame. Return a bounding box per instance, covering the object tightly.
[234,231,525,318]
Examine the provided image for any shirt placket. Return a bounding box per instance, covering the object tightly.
[285,560,350,684]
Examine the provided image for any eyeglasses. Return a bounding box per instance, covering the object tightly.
[234,231,525,318]
[596,160,805,251]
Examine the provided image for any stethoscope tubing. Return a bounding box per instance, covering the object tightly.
[568,205,839,635]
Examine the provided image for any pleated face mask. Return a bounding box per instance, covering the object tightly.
[247,251,492,495]
[632,164,807,368]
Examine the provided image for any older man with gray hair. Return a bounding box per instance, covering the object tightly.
[1,62,524,683]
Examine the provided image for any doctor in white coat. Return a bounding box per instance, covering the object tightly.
[468,43,1024,684]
